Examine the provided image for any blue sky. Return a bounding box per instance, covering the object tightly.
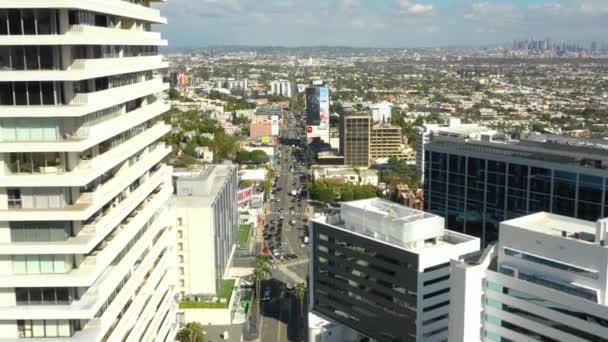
[157,0,608,47]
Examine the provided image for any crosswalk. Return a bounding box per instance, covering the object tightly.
[266,212,306,217]
[276,266,305,284]
[279,258,309,268]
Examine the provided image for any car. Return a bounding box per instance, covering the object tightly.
[261,287,272,302]
[285,254,298,260]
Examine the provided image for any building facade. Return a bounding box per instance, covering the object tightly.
[270,80,292,98]
[424,133,608,244]
[0,2,178,341]
[449,212,608,342]
[370,124,404,162]
[174,165,238,298]
[415,118,492,179]
[309,199,479,342]
[340,112,371,167]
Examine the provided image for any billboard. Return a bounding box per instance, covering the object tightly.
[305,87,320,126]
[278,102,290,109]
[178,72,189,88]
[271,115,279,136]
[319,86,330,129]
[238,187,253,204]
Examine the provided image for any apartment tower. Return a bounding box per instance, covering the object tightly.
[0,2,177,341]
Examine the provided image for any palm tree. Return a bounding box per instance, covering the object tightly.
[252,253,272,324]
[176,322,205,342]
[295,282,307,318]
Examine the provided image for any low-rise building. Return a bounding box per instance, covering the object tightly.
[173,165,238,298]
[370,124,407,163]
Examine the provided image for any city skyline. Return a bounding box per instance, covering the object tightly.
[158,0,608,48]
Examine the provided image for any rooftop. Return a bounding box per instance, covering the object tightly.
[173,165,236,203]
[315,198,477,252]
[502,212,605,245]
[429,132,608,168]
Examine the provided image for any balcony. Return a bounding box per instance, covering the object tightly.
[0,25,167,47]
[0,124,171,187]
[0,217,173,321]
[0,156,171,222]
[0,101,170,154]
[0,79,169,118]
[0,198,172,289]
[0,56,168,82]
[12,0,167,24]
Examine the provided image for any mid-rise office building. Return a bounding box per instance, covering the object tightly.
[424,132,608,244]
[0,2,177,341]
[339,111,371,167]
[449,212,608,342]
[370,124,405,162]
[310,198,479,342]
[369,101,392,123]
[270,80,292,98]
[415,119,492,180]
[173,165,238,298]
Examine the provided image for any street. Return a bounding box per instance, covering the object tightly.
[258,109,309,342]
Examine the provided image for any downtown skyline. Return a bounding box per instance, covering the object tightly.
[158,0,608,48]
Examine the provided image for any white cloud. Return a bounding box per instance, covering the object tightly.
[578,0,608,15]
[399,0,433,15]
[351,17,386,30]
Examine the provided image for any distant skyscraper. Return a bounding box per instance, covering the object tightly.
[0,3,177,341]
[449,212,608,342]
[425,133,608,244]
[309,198,480,341]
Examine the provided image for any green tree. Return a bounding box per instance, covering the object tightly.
[176,322,206,342]
[237,150,251,163]
[341,190,354,202]
[250,150,268,164]
[318,188,335,203]
[295,282,307,336]
[252,254,272,326]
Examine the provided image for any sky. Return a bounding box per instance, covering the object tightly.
[156,0,608,48]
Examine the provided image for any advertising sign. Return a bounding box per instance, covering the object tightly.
[305,87,321,126]
[319,86,330,129]
[238,187,253,204]
[279,102,290,109]
[271,115,279,136]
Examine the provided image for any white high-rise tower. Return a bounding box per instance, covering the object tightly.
[0,2,178,341]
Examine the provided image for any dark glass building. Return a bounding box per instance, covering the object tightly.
[425,133,608,244]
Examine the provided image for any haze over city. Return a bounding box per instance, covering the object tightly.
[159,0,608,47]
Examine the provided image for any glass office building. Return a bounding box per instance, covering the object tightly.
[425,133,608,244]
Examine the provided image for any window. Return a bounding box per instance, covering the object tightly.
[7,188,21,208]
[17,320,74,338]
[13,255,73,274]
[504,247,599,279]
[519,272,598,302]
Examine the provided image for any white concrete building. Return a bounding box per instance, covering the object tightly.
[369,101,392,123]
[174,165,238,298]
[270,80,292,98]
[0,2,177,341]
[449,212,608,342]
[310,198,480,341]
